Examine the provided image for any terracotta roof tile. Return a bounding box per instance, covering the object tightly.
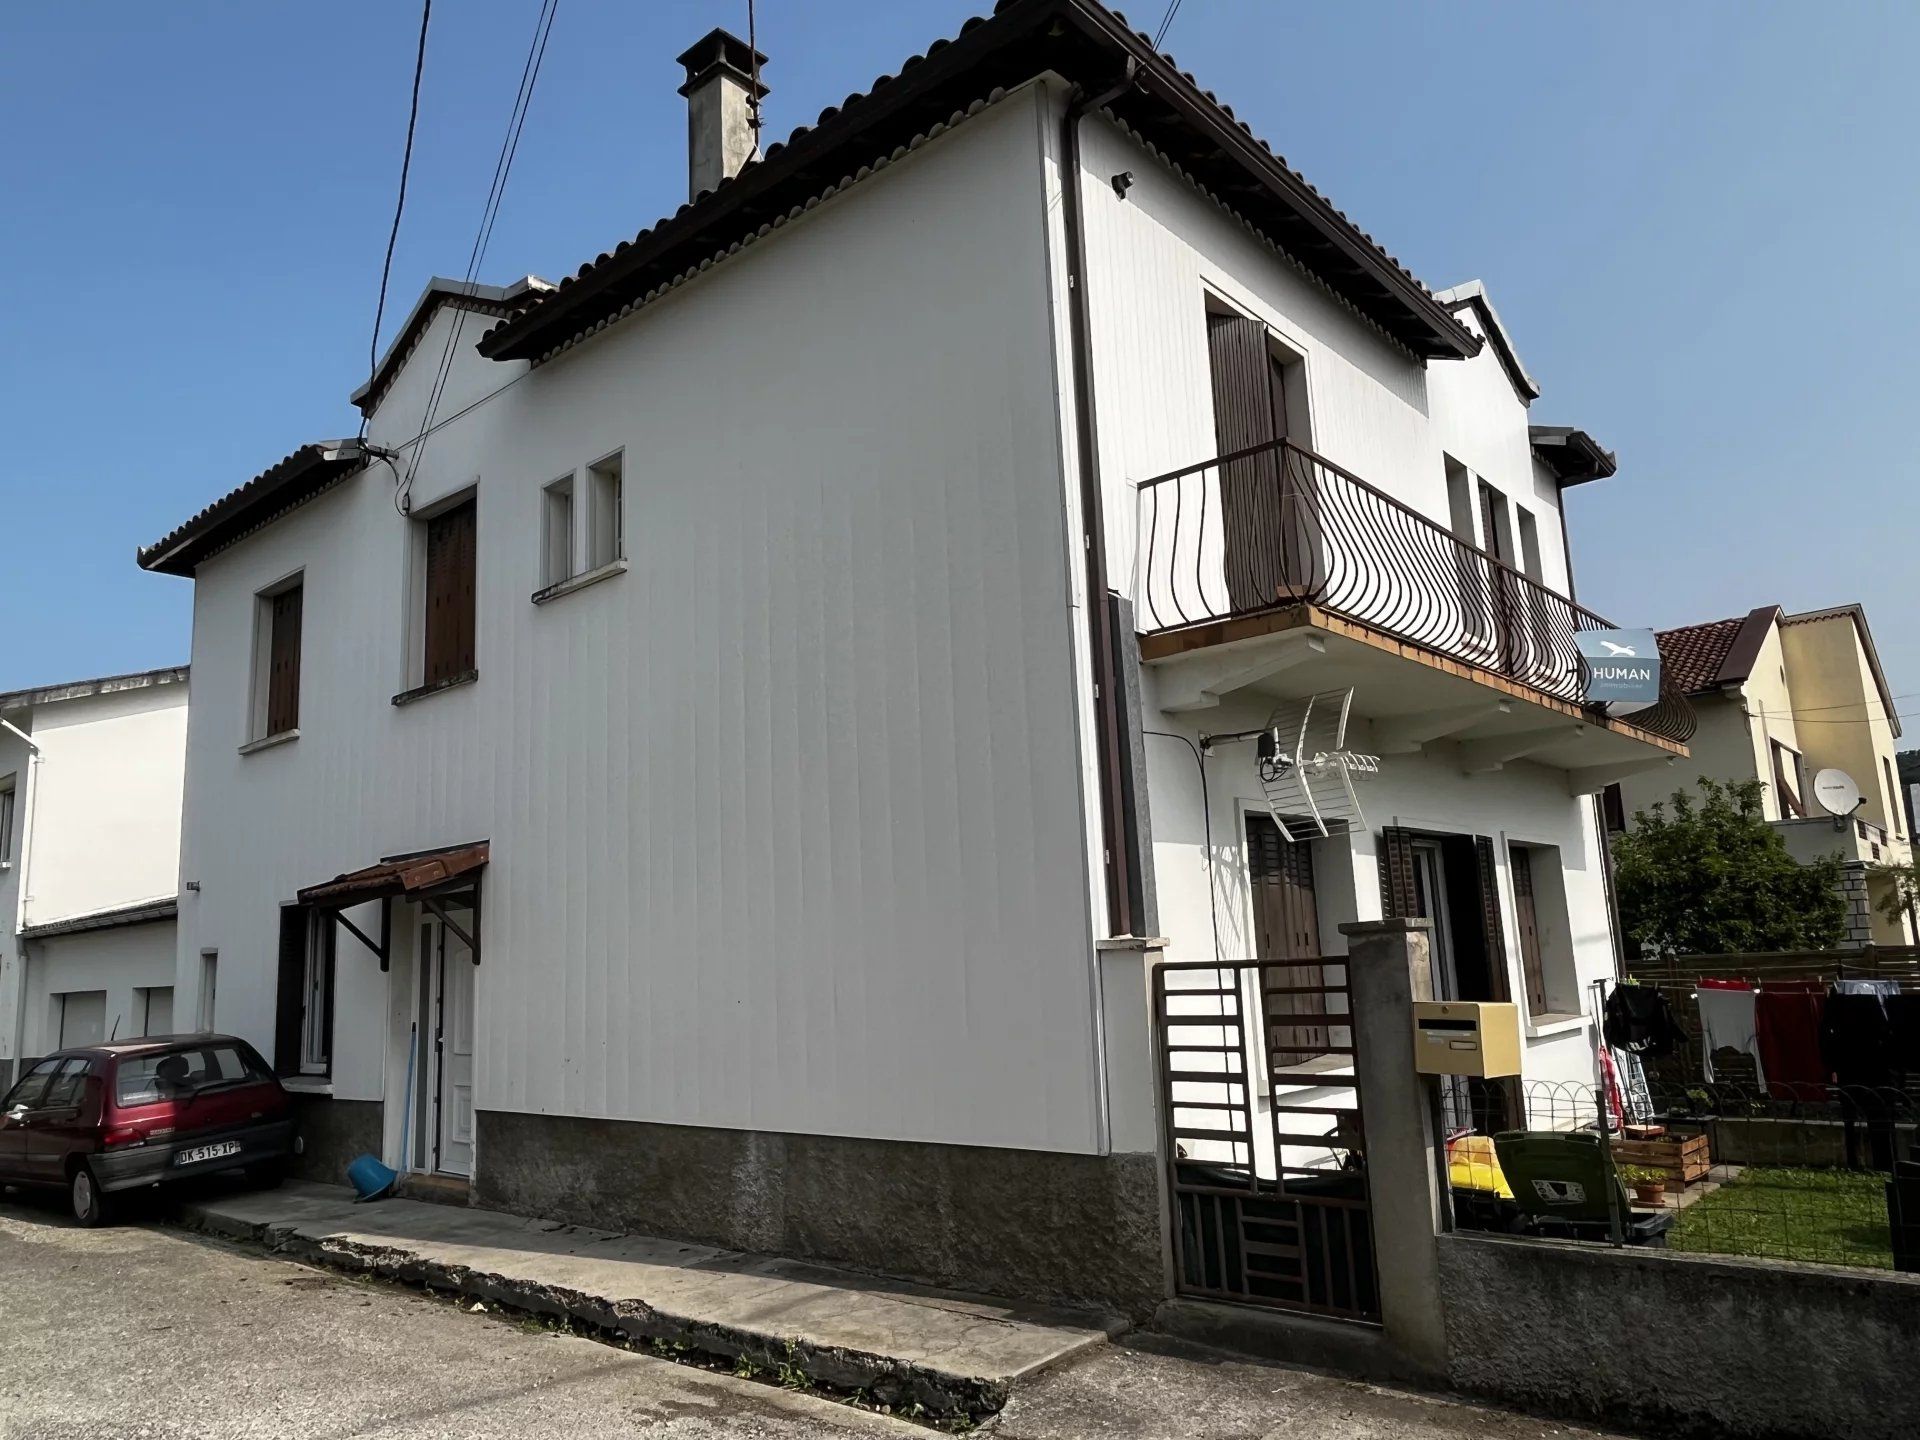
[1656,617,1746,696]
[480,0,1478,365]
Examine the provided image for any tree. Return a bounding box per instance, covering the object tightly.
[1873,860,1919,928]
[1613,776,1846,958]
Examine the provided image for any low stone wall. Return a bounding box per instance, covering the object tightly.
[473,1109,1168,1319]
[289,1096,382,1185]
[1440,1232,1920,1440]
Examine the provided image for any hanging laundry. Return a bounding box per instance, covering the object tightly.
[1822,987,1897,1088]
[1887,994,1920,1082]
[1695,979,1766,1089]
[1833,978,1901,998]
[1603,984,1682,1058]
[1756,981,1828,1098]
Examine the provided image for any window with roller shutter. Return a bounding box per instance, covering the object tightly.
[422,498,477,686]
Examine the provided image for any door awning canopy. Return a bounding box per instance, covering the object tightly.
[297,841,489,910]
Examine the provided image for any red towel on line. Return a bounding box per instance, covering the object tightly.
[1756,981,1828,1098]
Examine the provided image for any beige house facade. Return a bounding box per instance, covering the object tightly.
[1614,603,1913,944]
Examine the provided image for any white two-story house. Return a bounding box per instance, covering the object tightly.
[139,1,1689,1321]
[0,667,189,1087]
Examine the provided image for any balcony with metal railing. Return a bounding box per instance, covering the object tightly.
[1130,438,1694,773]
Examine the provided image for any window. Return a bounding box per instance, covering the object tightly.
[139,986,175,1037]
[40,1056,91,1111]
[541,475,575,588]
[1477,481,1513,563]
[1516,508,1544,582]
[273,906,334,1077]
[1772,741,1806,818]
[1508,843,1578,1019]
[421,496,478,687]
[1883,757,1903,838]
[115,1042,268,1106]
[0,775,13,866]
[586,451,624,570]
[3,1057,62,1111]
[1204,301,1311,611]
[1444,457,1475,541]
[197,951,218,1033]
[256,578,304,738]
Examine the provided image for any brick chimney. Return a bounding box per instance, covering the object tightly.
[676,28,768,201]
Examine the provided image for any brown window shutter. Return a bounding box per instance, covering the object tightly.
[1208,311,1293,612]
[1473,835,1512,1003]
[266,584,303,735]
[273,906,307,1076]
[1510,846,1547,1013]
[1376,826,1418,919]
[423,500,478,686]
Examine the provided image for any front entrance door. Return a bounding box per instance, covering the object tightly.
[424,909,476,1177]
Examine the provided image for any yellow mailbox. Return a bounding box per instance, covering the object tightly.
[1411,1001,1522,1078]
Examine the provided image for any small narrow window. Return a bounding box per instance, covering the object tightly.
[1478,481,1512,563]
[1772,741,1806,818]
[1516,508,1544,582]
[197,951,219,1033]
[586,451,623,570]
[1444,457,1474,542]
[542,476,575,588]
[250,575,303,740]
[421,497,478,687]
[1883,756,1903,838]
[275,906,335,1076]
[0,776,15,865]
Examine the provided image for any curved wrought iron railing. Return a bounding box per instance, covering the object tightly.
[1133,438,1695,744]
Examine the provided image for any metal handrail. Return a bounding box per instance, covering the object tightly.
[1133,438,1696,743]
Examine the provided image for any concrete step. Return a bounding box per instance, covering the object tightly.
[176,1180,1122,1422]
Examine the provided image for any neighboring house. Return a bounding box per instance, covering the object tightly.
[0,667,189,1087]
[1613,604,1914,944]
[135,1,1690,1317]
[1898,749,1919,841]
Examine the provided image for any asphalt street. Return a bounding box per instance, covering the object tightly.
[1,1189,1629,1440]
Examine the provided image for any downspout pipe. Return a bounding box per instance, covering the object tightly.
[1,713,41,1073]
[1061,64,1143,938]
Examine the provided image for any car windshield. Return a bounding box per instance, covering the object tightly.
[115,1043,267,1106]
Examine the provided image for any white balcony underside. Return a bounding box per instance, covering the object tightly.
[1141,611,1685,793]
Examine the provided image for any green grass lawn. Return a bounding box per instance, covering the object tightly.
[1668,1166,1893,1269]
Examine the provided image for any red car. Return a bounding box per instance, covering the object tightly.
[0,1035,294,1225]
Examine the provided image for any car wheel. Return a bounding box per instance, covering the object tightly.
[70,1166,111,1228]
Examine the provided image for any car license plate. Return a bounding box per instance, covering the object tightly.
[174,1141,242,1167]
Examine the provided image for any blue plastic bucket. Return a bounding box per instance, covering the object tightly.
[347,1153,399,1202]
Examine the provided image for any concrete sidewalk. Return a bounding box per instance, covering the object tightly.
[177,1180,1121,1420]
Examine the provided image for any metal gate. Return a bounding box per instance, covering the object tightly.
[1155,957,1378,1321]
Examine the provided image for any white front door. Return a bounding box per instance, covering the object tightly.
[427,912,477,1177]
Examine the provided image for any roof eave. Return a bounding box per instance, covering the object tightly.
[138,441,367,578]
[478,0,1480,366]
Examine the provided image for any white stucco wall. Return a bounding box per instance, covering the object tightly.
[18,685,187,926]
[18,920,179,1058]
[1062,93,1616,1097]
[0,679,187,1073]
[174,86,1108,1157]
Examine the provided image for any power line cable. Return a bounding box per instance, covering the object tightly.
[364,0,434,441]
[395,0,561,514]
[1152,0,1186,50]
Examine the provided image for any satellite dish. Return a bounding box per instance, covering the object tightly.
[1256,689,1379,842]
[1813,768,1862,817]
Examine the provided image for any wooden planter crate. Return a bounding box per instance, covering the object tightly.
[1612,1132,1710,1186]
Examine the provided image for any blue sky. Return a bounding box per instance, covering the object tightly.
[3,1,1915,720]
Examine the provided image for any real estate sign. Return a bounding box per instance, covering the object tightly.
[1576,628,1660,704]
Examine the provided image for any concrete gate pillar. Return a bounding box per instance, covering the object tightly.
[1339,918,1447,1379]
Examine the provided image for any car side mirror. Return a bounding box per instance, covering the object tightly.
[5,1104,26,1121]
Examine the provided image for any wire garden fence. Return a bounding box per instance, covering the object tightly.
[1446,1077,1920,1272]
